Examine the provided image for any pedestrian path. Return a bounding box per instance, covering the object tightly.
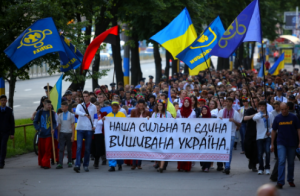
[1,145,300,196]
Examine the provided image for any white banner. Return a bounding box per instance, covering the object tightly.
[104,117,232,162]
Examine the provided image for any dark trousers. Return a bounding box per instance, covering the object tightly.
[94,134,106,162]
[0,132,10,166]
[257,138,271,170]
[58,132,72,165]
[201,162,211,170]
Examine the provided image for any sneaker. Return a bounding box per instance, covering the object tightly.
[84,167,89,172]
[258,170,263,175]
[74,166,80,173]
[68,162,73,168]
[276,183,283,189]
[265,169,270,175]
[288,182,296,187]
[56,164,63,169]
[0,165,4,169]
[108,167,115,172]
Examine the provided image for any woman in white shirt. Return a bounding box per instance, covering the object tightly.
[148,100,171,173]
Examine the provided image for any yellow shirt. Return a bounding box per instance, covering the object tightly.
[107,111,126,118]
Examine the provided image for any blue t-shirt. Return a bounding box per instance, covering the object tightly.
[272,113,300,147]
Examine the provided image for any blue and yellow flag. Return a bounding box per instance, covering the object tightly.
[189,59,210,76]
[4,17,65,69]
[150,8,197,59]
[59,36,83,72]
[49,74,63,112]
[123,57,129,85]
[269,53,284,76]
[177,16,225,70]
[210,0,261,58]
[0,78,5,95]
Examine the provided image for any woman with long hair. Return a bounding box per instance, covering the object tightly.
[190,95,201,118]
[200,106,212,172]
[176,97,196,172]
[209,100,218,118]
[147,100,172,173]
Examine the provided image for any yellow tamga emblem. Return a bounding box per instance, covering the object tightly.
[18,29,52,49]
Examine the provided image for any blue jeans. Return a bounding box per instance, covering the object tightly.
[256,137,271,171]
[239,123,247,151]
[225,136,235,170]
[75,130,93,168]
[277,145,296,185]
[109,160,124,167]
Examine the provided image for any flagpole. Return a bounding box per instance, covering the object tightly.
[258,0,269,134]
[86,70,110,100]
[239,67,255,108]
[47,83,56,164]
[199,48,223,109]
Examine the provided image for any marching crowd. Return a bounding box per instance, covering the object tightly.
[1,67,300,189]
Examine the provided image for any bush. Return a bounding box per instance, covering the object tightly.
[6,119,36,158]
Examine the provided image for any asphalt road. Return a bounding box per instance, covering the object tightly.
[1,145,300,196]
[5,57,219,119]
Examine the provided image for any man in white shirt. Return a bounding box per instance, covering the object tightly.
[74,91,97,173]
[174,90,187,108]
[218,97,242,175]
[56,102,75,169]
[274,87,287,103]
[253,101,274,175]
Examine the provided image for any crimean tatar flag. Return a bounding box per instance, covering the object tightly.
[150,8,197,60]
[49,74,63,112]
[210,0,261,58]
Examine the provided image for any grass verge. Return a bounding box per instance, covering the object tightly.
[6,118,36,158]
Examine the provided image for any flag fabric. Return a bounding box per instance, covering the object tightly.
[269,53,284,75]
[0,78,5,95]
[189,59,211,76]
[176,16,225,70]
[4,17,65,69]
[210,0,261,58]
[150,8,197,60]
[123,57,129,85]
[168,86,173,104]
[100,106,112,114]
[49,74,63,112]
[81,26,118,71]
[167,86,176,118]
[59,35,83,72]
[257,61,265,78]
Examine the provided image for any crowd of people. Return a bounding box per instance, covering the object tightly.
[1,67,300,189]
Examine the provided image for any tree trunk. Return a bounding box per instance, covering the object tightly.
[165,51,171,79]
[153,43,162,84]
[8,66,16,108]
[92,6,110,90]
[130,35,142,85]
[217,57,230,71]
[111,23,123,85]
[69,15,92,91]
[235,43,244,69]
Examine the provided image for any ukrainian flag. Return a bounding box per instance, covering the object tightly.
[269,53,284,76]
[123,57,129,85]
[150,8,197,59]
[49,74,63,112]
[167,86,177,118]
[189,59,210,76]
[0,78,5,95]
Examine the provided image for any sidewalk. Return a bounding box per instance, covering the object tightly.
[1,145,299,196]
